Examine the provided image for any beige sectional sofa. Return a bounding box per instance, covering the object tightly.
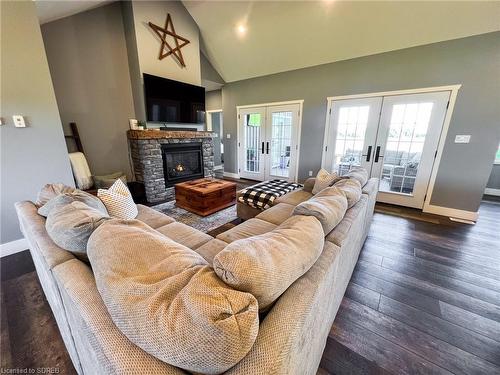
[15,176,378,375]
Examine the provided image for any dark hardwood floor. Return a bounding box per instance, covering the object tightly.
[320,199,500,374]
[1,197,499,374]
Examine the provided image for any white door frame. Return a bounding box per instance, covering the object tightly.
[322,85,463,217]
[206,109,222,131]
[236,99,304,182]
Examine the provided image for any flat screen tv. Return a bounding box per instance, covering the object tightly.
[143,73,205,124]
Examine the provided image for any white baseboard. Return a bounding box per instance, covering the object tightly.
[484,188,500,196]
[1,238,29,258]
[423,204,478,222]
[223,171,240,179]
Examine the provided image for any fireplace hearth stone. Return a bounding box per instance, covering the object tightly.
[128,130,216,203]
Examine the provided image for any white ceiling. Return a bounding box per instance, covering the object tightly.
[35,0,112,24]
[184,1,500,83]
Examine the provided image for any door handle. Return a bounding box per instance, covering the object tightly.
[365,146,373,162]
[374,146,382,163]
[266,142,269,154]
[261,142,265,154]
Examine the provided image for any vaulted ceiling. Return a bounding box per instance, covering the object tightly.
[184,1,500,83]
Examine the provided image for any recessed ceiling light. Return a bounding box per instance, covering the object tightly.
[237,24,247,35]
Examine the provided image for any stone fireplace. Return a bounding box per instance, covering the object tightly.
[128,130,216,203]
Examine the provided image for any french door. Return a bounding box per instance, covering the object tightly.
[238,103,301,181]
[323,91,450,209]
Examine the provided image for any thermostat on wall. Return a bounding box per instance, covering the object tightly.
[13,115,26,128]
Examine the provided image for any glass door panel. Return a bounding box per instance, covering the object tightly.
[239,107,266,180]
[265,104,300,181]
[323,97,382,175]
[373,91,450,208]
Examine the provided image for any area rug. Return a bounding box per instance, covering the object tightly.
[151,201,240,234]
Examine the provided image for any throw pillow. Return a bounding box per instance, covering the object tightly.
[346,166,368,186]
[38,190,108,217]
[312,168,338,194]
[213,215,325,310]
[93,172,127,189]
[293,186,348,234]
[46,201,109,261]
[88,219,259,374]
[97,179,137,219]
[333,178,362,208]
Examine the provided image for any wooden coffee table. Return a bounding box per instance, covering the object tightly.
[174,178,237,216]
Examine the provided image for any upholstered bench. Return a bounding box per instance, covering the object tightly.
[236,178,314,220]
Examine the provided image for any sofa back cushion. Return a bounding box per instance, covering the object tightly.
[293,187,348,234]
[36,183,76,207]
[46,201,109,261]
[346,166,368,187]
[333,178,362,208]
[87,219,259,374]
[38,190,108,217]
[213,215,324,310]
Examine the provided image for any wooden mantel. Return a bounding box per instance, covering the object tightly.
[127,129,217,140]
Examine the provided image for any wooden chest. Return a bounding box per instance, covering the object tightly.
[174,178,237,216]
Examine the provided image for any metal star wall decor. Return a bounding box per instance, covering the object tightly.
[148,13,190,67]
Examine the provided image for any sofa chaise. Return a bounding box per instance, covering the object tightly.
[15,175,378,375]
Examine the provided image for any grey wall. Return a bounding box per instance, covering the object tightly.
[41,2,136,180]
[222,32,500,213]
[206,90,222,111]
[1,1,74,244]
[487,165,500,189]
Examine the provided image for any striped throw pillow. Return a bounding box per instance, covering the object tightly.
[97,179,138,219]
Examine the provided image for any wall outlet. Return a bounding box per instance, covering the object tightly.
[454,135,471,144]
[13,115,26,128]
[226,133,231,139]
[309,170,313,176]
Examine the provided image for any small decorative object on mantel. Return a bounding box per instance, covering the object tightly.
[148,13,190,67]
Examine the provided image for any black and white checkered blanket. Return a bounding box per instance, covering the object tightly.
[238,180,303,210]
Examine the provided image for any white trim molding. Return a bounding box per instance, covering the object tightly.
[223,171,240,179]
[423,204,478,222]
[326,85,462,101]
[485,187,500,196]
[1,238,29,258]
[205,109,223,131]
[422,85,461,215]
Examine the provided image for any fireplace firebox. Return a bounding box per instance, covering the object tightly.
[161,142,204,187]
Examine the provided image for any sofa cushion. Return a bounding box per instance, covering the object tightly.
[38,190,107,217]
[36,183,76,207]
[312,169,338,194]
[346,166,368,187]
[293,187,348,234]
[194,238,227,264]
[362,177,379,197]
[88,219,259,374]
[255,203,295,225]
[46,201,109,261]
[302,177,316,193]
[274,189,313,206]
[334,178,362,208]
[136,204,175,229]
[216,218,277,243]
[156,222,212,250]
[326,195,368,247]
[213,215,324,310]
[97,179,138,219]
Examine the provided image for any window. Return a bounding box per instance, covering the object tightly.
[495,143,500,164]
